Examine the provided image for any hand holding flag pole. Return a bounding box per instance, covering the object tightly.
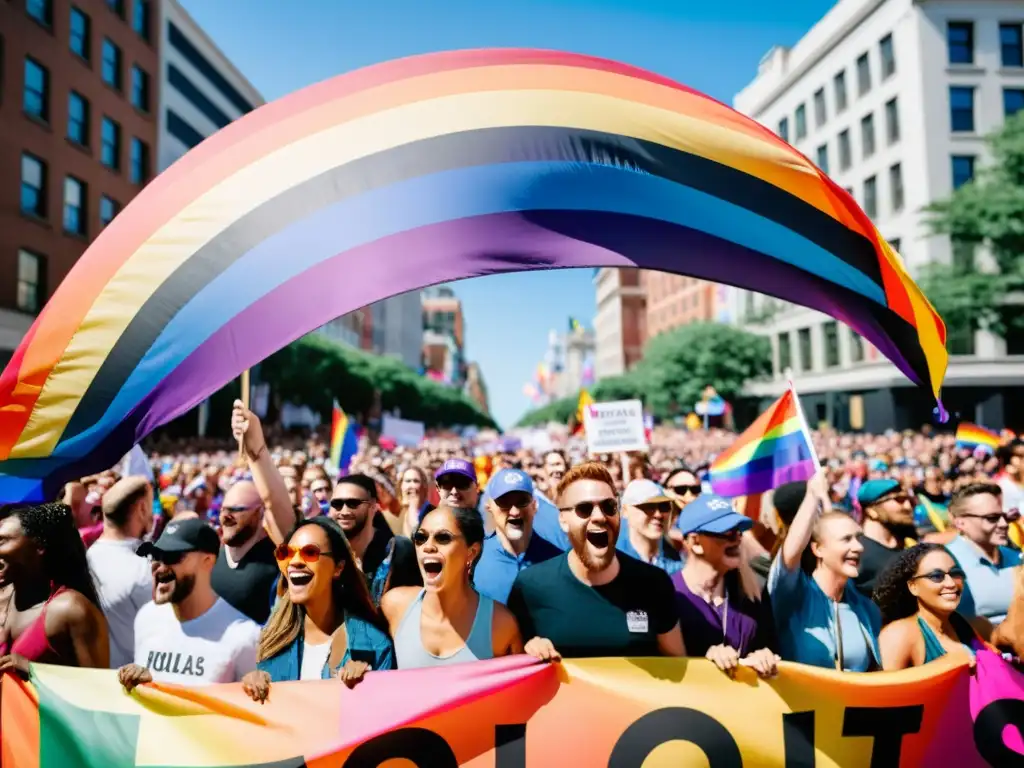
[786,372,821,473]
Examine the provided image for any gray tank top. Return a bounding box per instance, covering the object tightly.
[394,590,494,668]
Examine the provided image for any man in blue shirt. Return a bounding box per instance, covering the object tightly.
[474,469,564,604]
[617,479,683,574]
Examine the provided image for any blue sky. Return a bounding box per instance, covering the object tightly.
[179,0,837,428]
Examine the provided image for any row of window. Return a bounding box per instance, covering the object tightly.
[841,152,974,224]
[28,0,151,44]
[811,97,901,175]
[778,322,865,374]
[21,152,128,235]
[948,20,1023,68]
[778,33,896,144]
[950,85,1024,133]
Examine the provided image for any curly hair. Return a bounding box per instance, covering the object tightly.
[872,543,949,626]
[2,502,101,608]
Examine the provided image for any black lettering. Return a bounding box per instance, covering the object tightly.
[783,711,815,768]
[842,706,923,768]
[495,724,527,768]
[171,653,182,674]
[973,698,1024,767]
[608,707,741,768]
[195,656,205,677]
[180,655,194,676]
[151,652,165,672]
[343,727,457,768]
[145,651,155,669]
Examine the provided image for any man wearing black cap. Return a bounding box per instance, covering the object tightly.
[118,518,261,689]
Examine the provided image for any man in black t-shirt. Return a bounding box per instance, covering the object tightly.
[854,478,915,597]
[506,461,685,659]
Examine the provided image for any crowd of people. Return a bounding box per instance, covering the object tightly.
[2,403,1023,718]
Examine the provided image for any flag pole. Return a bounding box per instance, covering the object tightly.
[239,368,250,457]
[787,375,821,472]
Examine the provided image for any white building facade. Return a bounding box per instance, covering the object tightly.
[734,0,1024,431]
[593,267,646,380]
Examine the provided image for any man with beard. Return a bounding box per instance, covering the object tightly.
[329,474,394,582]
[853,479,916,597]
[506,462,685,660]
[118,519,260,689]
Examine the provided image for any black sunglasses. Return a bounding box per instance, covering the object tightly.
[560,498,619,519]
[638,501,675,515]
[330,498,368,511]
[494,492,533,511]
[222,504,258,514]
[670,484,702,497]
[912,568,966,584]
[961,510,1021,525]
[437,475,473,491]
[412,529,461,547]
[152,551,187,566]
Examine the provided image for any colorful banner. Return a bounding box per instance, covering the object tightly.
[4,652,1023,766]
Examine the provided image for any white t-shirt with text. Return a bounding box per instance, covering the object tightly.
[87,538,153,668]
[133,598,261,685]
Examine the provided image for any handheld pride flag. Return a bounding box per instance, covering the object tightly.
[330,402,358,476]
[955,423,1001,454]
[571,389,594,436]
[709,387,818,497]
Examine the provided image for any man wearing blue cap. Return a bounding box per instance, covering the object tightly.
[474,469,564,603]
[853,478,915,597]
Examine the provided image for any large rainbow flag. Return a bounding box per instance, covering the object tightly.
[4,652,1021,766]
[329,401,358,476]
[0,49,947,502]
[955,422,1001,454]
[709,388,817,497]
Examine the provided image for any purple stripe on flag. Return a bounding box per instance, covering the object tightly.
[710,459,817,498]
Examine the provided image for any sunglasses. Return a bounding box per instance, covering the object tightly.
[222,504,258,514]
[560,498,619,519]
[437,475,473,492]
[638,501,675,515]
[700,529,743,542]
[494,492,533,511]
[152,551,187,566]
[412,529,462,547]
[330,498,368,511]
[912,568,966,584]
[274,543,333,563]
[961,510,1021,524]
[670,484,702,497]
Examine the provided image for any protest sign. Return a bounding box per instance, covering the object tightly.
[583,399,647,454]
[5,653,1019,767]
[381,415,426,447]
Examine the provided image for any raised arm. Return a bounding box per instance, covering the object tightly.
[779,469,830,572]
[232,400,293,547]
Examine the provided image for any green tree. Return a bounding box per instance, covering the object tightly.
[924,112,1024,340]
[515,395,578,427]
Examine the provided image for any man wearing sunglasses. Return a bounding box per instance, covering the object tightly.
[853,479,916,597]
[474,469,564,604]
[506,462,685,661]
[618,479,683,575]
[329,474,393,582]
[946,483,1022,626]
[119,519,261,690]
[434,459,480,514]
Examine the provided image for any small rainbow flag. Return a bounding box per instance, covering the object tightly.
[955,422,1001,454]
[917,495,949,533]
[571,389,593,436]
[708,388,817,497]
[330,401,359,476]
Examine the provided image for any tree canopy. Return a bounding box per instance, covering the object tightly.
[923,112,1024,341]
[515,322,771,426]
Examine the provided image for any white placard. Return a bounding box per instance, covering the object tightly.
[382,415,426,447]
[583,399,648,454]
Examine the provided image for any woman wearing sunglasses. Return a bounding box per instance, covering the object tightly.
[874,543,984,669]
[379,506,524,668]
[240,517,394,703]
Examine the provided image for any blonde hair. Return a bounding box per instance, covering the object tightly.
[398,465,431,507]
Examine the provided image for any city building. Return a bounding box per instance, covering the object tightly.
[543,325,596,399]
[593,267,646,379]
[733,0,1024,431]
[643,272,735,339]
[464,361,490,414]
[422,285,467,387]
[377,292,424,370]
[1,0,160,368]
[156,0,263,172]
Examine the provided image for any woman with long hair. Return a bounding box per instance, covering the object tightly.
[0,503,109,681]
[379,506,523,669]
[874,543,983,670]
[397,466,432,536]
[240,517,394,702]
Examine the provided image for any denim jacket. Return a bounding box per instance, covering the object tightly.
[257,614,396,681]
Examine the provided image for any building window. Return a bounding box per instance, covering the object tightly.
[166,109,204,149]
[106,0,125,18]
[778,333,792,372]
[798,328,813,371]
[67,91,89,146]
[17,250,44,314]
[101,38,121,90]
[834,70,848,113]
[22,153,48,219]
[26,0,52,26]
[778,117,789,142]
[824,322,840,368]
[850,331,864,363]
[948,21,974,65]
[63,176,87,236]
[863,175,878,218]
[168,22,256,115]
[1005,88,1024,117]
[794,104,807,140]
[880,33,896,79]
[890,163,904,212]
[856,53,871,96]
[130,137,149,184]
[101,117,120,170]
[950,87,975,132]
[813,88,827,127]
[861,113,876,158]
[23,57,49,121]
[99,195,119,227]
[132,0,150,41]
[131,66,149,112]
[69,7,90,60]
[885,98,900,144]
[1003,23,1024,68]
[816,144,829,175]
[837,130,851,171]
[952,155,976,189]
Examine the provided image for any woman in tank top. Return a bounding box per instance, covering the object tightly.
[874,543,986,670]
[378,505,524,670]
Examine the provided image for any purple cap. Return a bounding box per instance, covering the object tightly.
[434,458,476,483]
